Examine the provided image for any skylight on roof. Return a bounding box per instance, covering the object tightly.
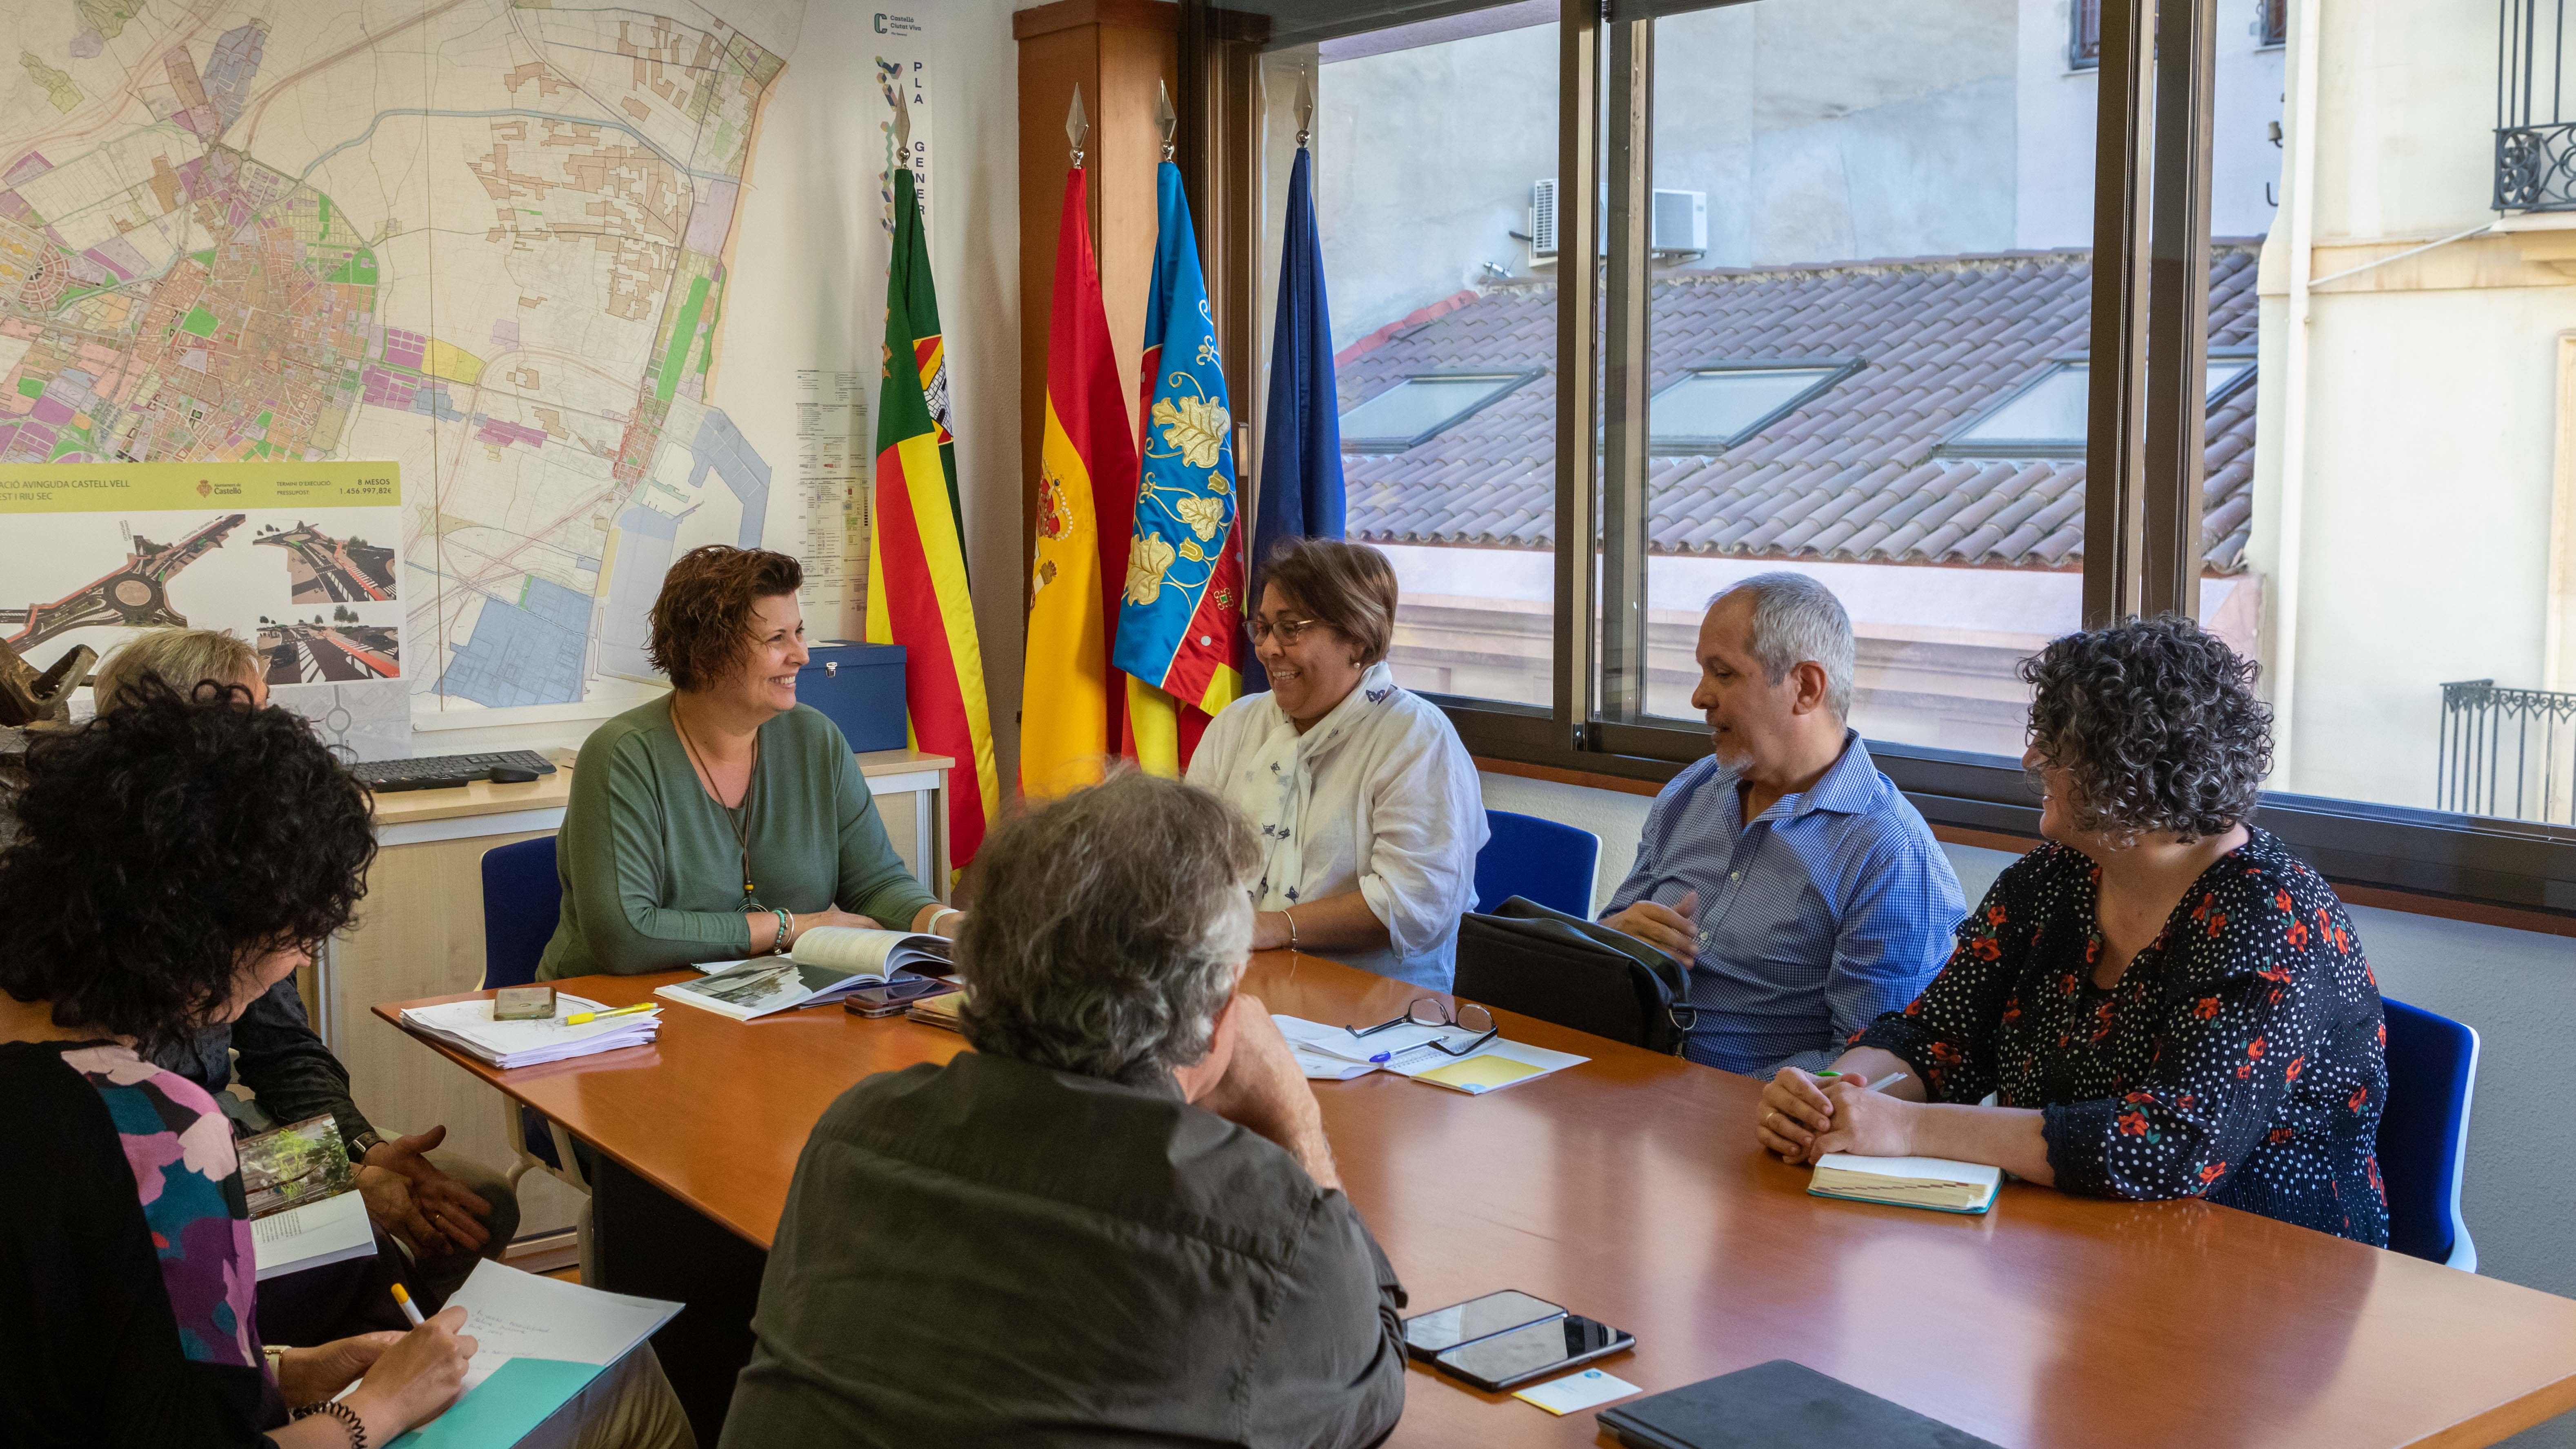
[1339,373,1534,453]
[1648,363,1851,452]
[1942,357,2256,457]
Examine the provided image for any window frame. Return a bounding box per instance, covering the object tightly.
[1645,357,1861,454]
[1338,369,1542,453]
[1217,0,2576,920]
[2071,0,2103,70]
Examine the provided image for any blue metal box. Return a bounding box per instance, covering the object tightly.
[797,641,908,753]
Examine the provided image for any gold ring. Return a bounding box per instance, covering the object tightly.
[1765,1110,1778,1129]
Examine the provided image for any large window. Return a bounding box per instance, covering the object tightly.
[1234,0,2576,916]
[1308,4,1559,708]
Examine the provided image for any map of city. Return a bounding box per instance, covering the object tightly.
[0,0,881,715]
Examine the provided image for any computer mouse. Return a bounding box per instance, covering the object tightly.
[488,766,541,785]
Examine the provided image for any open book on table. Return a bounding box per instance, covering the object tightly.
[240,1114,376,1282]
[658,927,953,1021]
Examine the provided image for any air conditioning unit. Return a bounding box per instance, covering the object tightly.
[1652,188,1707,253]
[1529,178,1560,259]
[1528,180,1708,260]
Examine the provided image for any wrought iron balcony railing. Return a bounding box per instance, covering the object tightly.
[2498,0,2576,210]
[2438,679,2576,825]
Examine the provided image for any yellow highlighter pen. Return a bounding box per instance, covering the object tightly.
[565,1002,657,1026]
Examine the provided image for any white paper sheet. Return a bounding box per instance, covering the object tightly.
[1274,1013,1468,1065]
[442,1259,682,1391]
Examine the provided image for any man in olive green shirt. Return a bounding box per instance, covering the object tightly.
[539,697,937,978]
[720,772,1407,1449]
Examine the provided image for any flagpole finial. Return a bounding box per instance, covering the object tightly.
[1156,79,1178,163]
[1067,86,1089,168]
[1296,66,1314,149]
[891,81,912,152]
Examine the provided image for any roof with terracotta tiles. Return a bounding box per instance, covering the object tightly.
[1337,243,2260,573]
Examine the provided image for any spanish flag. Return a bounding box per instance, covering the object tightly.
[867,165,999,869]
[1115,161,1243,775]
[1020,163,1137,799]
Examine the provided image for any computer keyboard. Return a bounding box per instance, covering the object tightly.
[349,749,559,792]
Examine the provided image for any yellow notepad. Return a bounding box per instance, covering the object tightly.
[1414,1053,1548,1093]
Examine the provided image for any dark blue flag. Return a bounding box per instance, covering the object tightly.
[1244,145,1344,689]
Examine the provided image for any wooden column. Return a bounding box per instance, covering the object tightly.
[1014,0,1181,595]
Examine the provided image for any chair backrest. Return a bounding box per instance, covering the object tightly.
[2376,996,2480,1267]
[479,836,563,991]
[1474,809,1603,920]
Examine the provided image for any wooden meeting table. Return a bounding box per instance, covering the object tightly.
[380,952,2576,1448]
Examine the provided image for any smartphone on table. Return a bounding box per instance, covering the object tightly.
[1400,1290,1565,1362]
[842,974,960,1018]
[1432,1313,1634,1392]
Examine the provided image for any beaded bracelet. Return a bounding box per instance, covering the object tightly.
[291,1398,367,1448]
[770,907,795,954]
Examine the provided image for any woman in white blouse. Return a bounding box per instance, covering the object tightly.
[1186,538,1488,989]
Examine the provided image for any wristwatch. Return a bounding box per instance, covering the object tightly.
[346,1128,386,1162]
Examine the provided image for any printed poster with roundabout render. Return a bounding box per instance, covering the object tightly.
[0,458,407,758]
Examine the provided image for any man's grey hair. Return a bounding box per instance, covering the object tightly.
[1710,572,1856,718]
[956,770,1258,1087]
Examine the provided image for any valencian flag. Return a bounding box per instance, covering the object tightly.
[1019,158,1138,798]
[867,164,1000,867]
[1115,160,1244,774]
[1242,143,1345,693]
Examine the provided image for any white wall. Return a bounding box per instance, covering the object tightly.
[2012,0,2285,248]
[2250,0,2571,811]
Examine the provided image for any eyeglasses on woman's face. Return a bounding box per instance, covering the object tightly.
[1242,615,1323,648]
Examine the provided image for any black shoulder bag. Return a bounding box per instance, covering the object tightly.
[1453,896,1697,1055]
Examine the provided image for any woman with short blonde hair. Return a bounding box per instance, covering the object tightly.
[91,627,264,707]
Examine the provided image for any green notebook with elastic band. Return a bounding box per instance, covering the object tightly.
[1807,1153,2001,1214]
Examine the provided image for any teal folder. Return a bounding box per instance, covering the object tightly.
[388,1358,606,1447]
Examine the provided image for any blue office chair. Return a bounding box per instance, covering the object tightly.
[1475,809,1602,920]
[479,837,588,1196]
[2377,997,2479,1271]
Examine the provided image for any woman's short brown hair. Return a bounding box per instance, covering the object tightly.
[1258,537,1398,666]
[647,545,803,691]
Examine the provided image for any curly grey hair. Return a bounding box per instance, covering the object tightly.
[1712,572,1856,718]
[955,770,1258,1086]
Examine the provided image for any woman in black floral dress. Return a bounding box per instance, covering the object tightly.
[1753,616,2388,1244]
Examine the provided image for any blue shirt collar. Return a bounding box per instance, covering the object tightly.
[1741,729,1878,824]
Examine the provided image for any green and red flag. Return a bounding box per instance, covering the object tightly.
[867,164,999,869]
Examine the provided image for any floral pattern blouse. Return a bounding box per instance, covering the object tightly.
[60,1043,270,1376]
[1855,829,2389,1244]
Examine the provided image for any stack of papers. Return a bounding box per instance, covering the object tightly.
[382,1260,681,1448]
[400,996,660,1068]
[1273,1014,1589,1094]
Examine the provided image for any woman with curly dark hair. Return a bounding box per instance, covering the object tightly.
[1749,616,2390,1244]
[538,544,952,978]
[0,682,478,1447]
[0,686,694,1448]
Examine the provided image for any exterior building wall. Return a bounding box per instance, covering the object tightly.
[2251,0,2572,811]
[2012,0,2286,249]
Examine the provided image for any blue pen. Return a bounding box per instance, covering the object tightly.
[1369,1051,1392,1064]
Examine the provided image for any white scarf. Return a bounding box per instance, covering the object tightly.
[1226,661,1402,911]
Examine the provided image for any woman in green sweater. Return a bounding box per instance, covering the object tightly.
[538,545,954,979]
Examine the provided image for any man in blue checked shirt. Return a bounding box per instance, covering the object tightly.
[1600,574,1965,1079]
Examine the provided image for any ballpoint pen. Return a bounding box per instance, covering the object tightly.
[565,1002,658,1025]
